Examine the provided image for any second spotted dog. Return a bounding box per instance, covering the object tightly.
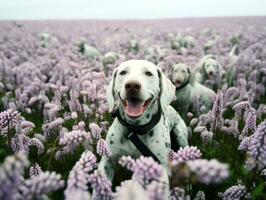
[171,63,216,122]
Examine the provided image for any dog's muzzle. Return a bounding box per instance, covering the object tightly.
[120,80,153,118]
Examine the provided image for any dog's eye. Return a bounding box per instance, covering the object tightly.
[145,71,153,76]
[181,70,186,73]
[119,70,127,75]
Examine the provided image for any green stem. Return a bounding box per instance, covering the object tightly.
[7,122,12,151]
[47,137,59,170]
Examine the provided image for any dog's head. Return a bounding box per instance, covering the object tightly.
[202,58,220,80]
[106,60,175,119]
[171,63,191,88]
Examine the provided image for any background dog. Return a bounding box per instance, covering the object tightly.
[195,54,225,91]
[171,63,216,122]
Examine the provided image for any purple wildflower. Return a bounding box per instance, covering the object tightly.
[212,90,224,130]
[200,131,213,144]
[233,101,250,120]
[0,109,22,132]
[119,155,135,170]
[172,146,202,166]
[0,152,29,200]
[29,163,43,177]
[132,156,163,182]
[249,119,266,168]
[87,170,113,200]
[114,180,148,200]
[238,136,252,152]
[20,171,64,200]
[96,138,111,157]
[65,150,97,200]
[57,129,91,158]
[146,180,169,200]
[89,122,102,140]
[242,110,256,135]
[29,138,44,155]
[186,159,229,184]
[219,184,249,200]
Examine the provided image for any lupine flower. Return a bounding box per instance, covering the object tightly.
[238,136,252,151]
[219,184,249,200]
[58,129,91,157]
[43,117,64,139]
[87,170,113,200]
[29,163,43,177]
[233,101,250,120]
[220,119,239,137]
[20,171,64,200]
[114,180,149,200]
[21,121,35,129]
[189,118,199,127]
[89,122,102,140]
[29,138,45,155]
[242,110,256,135]
[96,138,112,156]
[118,155,136,171]
[212,90,224,130]
[249,119,266,168]
[200,131,213,144]
[65,150,96,200]
[171,146,202,166]
[11,133,30,154]
[146,180,169,200]
[0,109,22,133]
[186,159,229,184]
[132,156,163,182]
[194,126,207,134]
[0,152,29,200]
[224,87,239,104]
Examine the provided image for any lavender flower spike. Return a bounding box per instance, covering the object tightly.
[96,138,112,157]
[249,119,266,168]
[88,170,113,200]
[20,171,64,200]
[186,159,229,184]
[65,150,96,200]
[114,180,149,200]
[219,184,250,200]
[172,146,202,166]
[0,152,29,200]
[211,90,224,130]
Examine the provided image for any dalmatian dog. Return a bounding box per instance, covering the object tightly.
[195,54,225,91]
[99,60,188,187]
[171,63,216,122]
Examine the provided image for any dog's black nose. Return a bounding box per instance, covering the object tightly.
[125,81,141,93]
[209,71,213,75]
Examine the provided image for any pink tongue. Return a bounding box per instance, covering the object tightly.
[125,101,144,117]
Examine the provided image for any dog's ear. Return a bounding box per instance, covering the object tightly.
[170,64,175,74]
[106,68,118,112]
[157,68,176,113]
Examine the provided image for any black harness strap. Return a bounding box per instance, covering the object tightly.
[112,106,162,164]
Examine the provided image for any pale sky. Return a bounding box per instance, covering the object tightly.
[0,0,265,20]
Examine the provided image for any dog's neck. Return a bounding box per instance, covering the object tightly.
[175,73,191,91]
[118,101,159,126]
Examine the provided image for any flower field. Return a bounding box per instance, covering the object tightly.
[0,17,266,199]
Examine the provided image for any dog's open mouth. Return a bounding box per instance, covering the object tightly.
[208,73,214,79]
[122,97,152,118]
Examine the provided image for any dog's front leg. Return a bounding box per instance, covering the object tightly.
[170,108,188,147]
[98,155,114,181]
